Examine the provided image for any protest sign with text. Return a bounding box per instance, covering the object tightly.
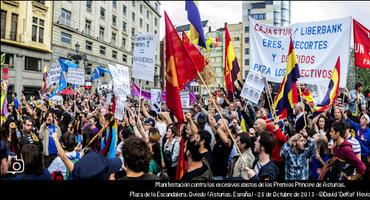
[66,68,85,85]
[132,33,158,82]
[250,17,350,87]
[109,64,131,100]
[46,62,62,87]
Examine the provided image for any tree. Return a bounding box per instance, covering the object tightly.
[348,48,370,94]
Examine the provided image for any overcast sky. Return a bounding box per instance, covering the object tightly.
[159,1,370,40]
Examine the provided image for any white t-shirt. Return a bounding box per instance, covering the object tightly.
[48,151,79,178]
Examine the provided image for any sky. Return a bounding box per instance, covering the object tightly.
[159,1,370,40]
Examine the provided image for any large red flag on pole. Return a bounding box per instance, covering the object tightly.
[353,19,370,69]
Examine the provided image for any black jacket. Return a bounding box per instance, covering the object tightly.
[250,159,279,181]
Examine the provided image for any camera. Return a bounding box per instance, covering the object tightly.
[8,155,24,174]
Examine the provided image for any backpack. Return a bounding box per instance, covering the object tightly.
[163,141,177,169]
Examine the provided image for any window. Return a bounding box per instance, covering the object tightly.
[234,37,239,41]
[274,11,280,26]
[155,2,158,11]
[85,20,91,35]
[25,57,42,72]
[35,0,45,4]
[122,54,127,62]
[245,59,249,65]
[61,9,71,26]
[100,46,106,55]
[154,30,157,34]
[251,13,266,20]
[123,5,127,16]
[251,2,266,9]
[100,7,105,19]
[132,27,135,36]
[245,26,249,33]
[140,18,143,28]
[32,17,44,43]
[112,50,117,59]
[61,32,71,44]
[132,1,135,7]
[131,42,134,52]
[85,40,92,51]
[111,32,116,44]
[245,37,249,44]
[112,15,117,26]
[244,48,249,54]
[85,63,92,75]
[1,10,6,39]
[99,26,104,39]
[112,0,117,8]
[86,0,92,11]
[146,10,149,19]
[146,24,149,32]
[10,13,18,41]
[140,4,143,14]
[3,53,14,68]
[154,17,157,26]
[122,37,126,48]
[39,21,44,43]
[122,21,127,32]
[132,12,135,22]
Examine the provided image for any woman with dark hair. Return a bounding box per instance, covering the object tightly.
[198,130,212,167]
[13,144,51,180]
[163,124,179,180]
[1,118,21,156]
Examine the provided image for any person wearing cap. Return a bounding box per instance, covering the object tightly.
[344,112,370,180]
[50,132,122,180]
[348,82,366,117]
[119,137,160,180]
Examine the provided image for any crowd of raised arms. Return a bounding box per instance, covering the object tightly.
[0,81,369,181]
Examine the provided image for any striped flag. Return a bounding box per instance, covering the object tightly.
[314,57,340,112]
[185,0,206,48]
[100,119,118,158]
[224,23,240,101]
[272,37,300,119]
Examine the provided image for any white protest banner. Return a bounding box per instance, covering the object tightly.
[109,64,131,100]
[180,91,190,111]
[249,17,350,87]
[67,67,85,85]
[114,98,125,120]
[240,71,264,105]
[46,62,62,87]
[132,33,158,82]
[151,89,161,113]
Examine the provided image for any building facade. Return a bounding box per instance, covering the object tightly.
[242,1,291,77]
[52,1,161,89]
[1,0,53,97]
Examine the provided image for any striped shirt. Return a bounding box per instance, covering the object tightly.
[347,136,361,155]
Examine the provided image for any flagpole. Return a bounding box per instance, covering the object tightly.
[196,70,248,166]
[138,79,142,116]
[298,84,307,129]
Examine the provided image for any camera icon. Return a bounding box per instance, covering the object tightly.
[7,155,24,174]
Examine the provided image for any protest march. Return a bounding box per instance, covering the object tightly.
[1,1,370,184]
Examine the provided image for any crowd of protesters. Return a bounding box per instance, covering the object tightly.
[0,81,369,181]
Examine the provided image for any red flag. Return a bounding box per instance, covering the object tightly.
[175,136,187,180]
[353,19,370,68]
[165,12,207,125]
[181,30,207,72]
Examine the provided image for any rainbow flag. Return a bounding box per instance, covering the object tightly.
[100,119,118,158]
[272,37,300,119]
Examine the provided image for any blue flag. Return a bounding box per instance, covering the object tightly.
[90,68,101,82]
[50,71,67,97]
[58,58,78,72]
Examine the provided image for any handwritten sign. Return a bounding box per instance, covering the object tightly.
[67,68,85,85]
[132,33,158,82]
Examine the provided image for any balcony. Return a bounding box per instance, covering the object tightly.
[3,0,19,7]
